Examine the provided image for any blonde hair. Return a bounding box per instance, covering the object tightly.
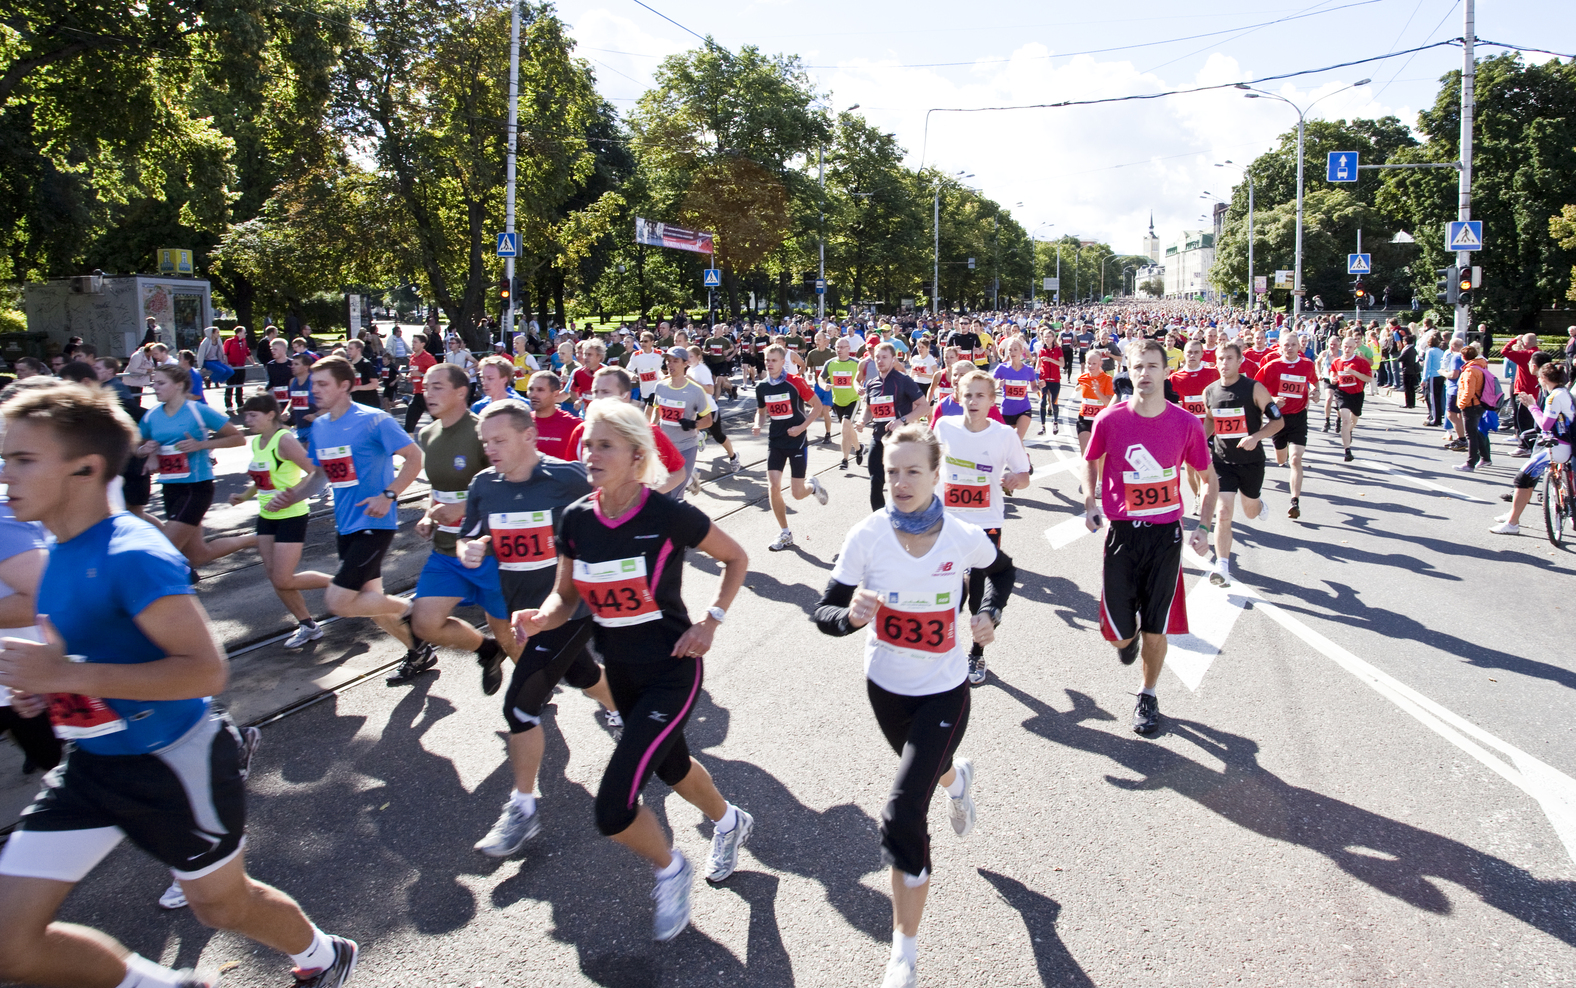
[885,422,941,470]
[584,398,665,486]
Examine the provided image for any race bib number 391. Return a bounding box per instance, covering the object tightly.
[1122,466,1181,517]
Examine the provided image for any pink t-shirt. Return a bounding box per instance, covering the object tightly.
[1084,400,1209,524]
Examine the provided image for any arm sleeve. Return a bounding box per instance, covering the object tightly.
[975,545,1016,615]
[812,578,860,637]
[198,403,229,432]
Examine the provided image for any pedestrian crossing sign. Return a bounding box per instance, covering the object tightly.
[703,268,722,287]
[1347,253,1371,274]
[1445,221,1482,252]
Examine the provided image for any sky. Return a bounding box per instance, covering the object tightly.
[546,0,1574,257]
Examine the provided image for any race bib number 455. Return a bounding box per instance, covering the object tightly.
[572,556,661,627]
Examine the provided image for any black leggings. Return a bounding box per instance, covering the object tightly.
[594,656,701,836]
[868,434,887,510]
[706,415,728,447]
[503,617,600,733]
[404,393,428,433]
[1039,382,1061,423]
[0,705,61,772]
[966,528,1003,621]
[867,677,971,878]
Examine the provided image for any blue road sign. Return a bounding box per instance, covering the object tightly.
[495,232,518,257]
[702,268,722,287]
[1445,220,1483,252]
[1347,253,1371,274]
[814,279,826,295]
[1327,151,1358,183]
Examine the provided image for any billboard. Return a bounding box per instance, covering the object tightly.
[635,217,714,255]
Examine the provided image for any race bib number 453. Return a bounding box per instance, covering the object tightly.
[572,556,661,627]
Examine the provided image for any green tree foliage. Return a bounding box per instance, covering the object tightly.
[1214,188,1403,308]
[1551,204,1576,303]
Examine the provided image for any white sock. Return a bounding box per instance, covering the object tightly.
[119,954,186,988]
[1140,686,1157,698]
[510,789,536,814]
[943,772,966,800]
[654,848,686,879]
[891,932,918,966]
[715,803,739,833]
[288,927,336,972]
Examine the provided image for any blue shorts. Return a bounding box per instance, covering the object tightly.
[813,385,832,406]
[415,551,508,619]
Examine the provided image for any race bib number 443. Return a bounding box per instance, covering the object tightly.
[572,556,661,627]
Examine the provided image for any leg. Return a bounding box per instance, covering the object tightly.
[767,469,789,528]
[178,851,315,956]
[325,579,413,648]
[840,412,855,463]
[868,436,887,510]
[1140,632,1168,690]
[1339,408,1355,449]
[500,619,598,797]
[1214,491,1237,560]
[0,876,131,988]
[411,595,484,651]
[1288,444,1305,498]
[593,658,703,863]
[258,538,331,622]
[670,757,728,822]
[404,393,428,433]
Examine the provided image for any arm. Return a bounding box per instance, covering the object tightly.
[174,419,245,453]
[668,523,749,657]
[359,441,422,518]
[1239,384,1283,451]
[812,579,863,636]
[511,555,582,642]
[0,548,47,628]
[1082,458,1103,529]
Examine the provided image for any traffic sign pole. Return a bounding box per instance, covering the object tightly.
[503,2,519,346]
[1456,0,1475,337]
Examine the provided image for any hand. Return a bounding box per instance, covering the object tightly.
[173,437,204,453]
[270,485,302,511]
[8,689,46,719]
[1517,392,1534,407]
[0,617,74,695]
[1188,526,1209,556]
[1239,435,1260,452]
[414,516,433,539]
[1083,499,1104,532]
[671,618,716,658]
[136,440,159,457]
[848,588,882,628]
[680,417,696,431]
[511,608,549,644]
[358,493,394,519]
[227,492,246,506]
[430,501,465,528]
[458,535,490,569]
[969,612,996,646]
[788,423,807,437]
[751,424,762,437]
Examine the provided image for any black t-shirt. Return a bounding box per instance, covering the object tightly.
[353,357,375,386]
[557,487,712,664]
[1204,375,1264,463]
[752,334,772,355]
[756,375,813,449]
[865,368,925,440]
[264,359,294,390]
[948,331,982,360]
[462,457,592,611]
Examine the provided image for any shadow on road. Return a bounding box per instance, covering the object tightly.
[977,869,1095,987]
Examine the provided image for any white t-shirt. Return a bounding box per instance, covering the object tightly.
[934,417,1032,529]
[909,353,938,384]
[830,512,997,696]
[628,351,665,391]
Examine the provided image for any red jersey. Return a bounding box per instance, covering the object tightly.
[1169,366,1220,419]
[223,337,252,367]
[409,350,437,394]
[1244,347,1272,366]
[1201,347,1218,368]
[1256,356,1316,414]
[571,367,597,400]
[1330,356,1372,394]
[533,408,582,461]
[566,419,684,474]
[1036,351,1063,384]
[1240,357,1260,382]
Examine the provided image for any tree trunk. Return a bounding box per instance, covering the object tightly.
[553,272,566,329]
[778,268,789,319]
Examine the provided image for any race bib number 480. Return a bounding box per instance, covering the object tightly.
[572,556,661,627]
[873,590,957,661]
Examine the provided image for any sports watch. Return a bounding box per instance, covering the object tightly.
[706,606,726,624]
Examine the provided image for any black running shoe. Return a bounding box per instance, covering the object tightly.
[1287,497,1300,520]
[476,638,505,696]
[1117,637,1140,665]
[1344,448,1354,462]
[840,458,849,470]
[855,444,864,466]
[292,935,359,988]
[386,648,437,685]
[1133,693,1160,735]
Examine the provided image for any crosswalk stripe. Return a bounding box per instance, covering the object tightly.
[1044,513,1095,550]
[1165,549,1252,691]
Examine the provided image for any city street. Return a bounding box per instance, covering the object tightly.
[10,391,1573,988]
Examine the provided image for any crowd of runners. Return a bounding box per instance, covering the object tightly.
[0,301,1570,988]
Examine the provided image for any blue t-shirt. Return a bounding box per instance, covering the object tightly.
[1446,353,1465,394]
[308,402,413,533]
[138,400,230,484]
[187,368,205,398]
[1423,347,1445,380]
[470,389,523,414]
[38,513,206,755]
[0,504,47,617]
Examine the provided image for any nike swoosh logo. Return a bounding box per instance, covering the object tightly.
[939,721,953,727]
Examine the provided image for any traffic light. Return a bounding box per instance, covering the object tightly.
[498,277,511,306]
[1436,266,1458,306]
[1456,267,1475,307]
[1353,279,1367,306]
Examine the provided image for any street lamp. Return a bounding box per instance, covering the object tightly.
[818,102,861,322]
[1239,79,1370,318]
[1215,160,1255,308]
[1030,222,1055,303]
[933,170,973,315]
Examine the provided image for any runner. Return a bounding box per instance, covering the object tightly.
[992,338,1037,441]
[0,495,54,777]
[403,333,438,434]
[1036,335,1064,435]
[753,345,830,552]
[627,332,665,403]
[133,366,256,573]
[511,399,752,942]
[1255,331,1316,518]
[1202,343,1282,587]
[286,352,319,444]
[933,371,1031,686]
[471,355,523,413]
[261,339,294,411]
[822,337,863,469]
[525,370,580,462]
[309,355,431,669]
[1329,336,1374,462]
[649,348,712,498]
[857,343,931,511]
[812,423,1016,988]
[1073,352,1117,467]
[1082,339,1213,736]
[1168,340,1220,506]
[566,367,687,495]
[701,327,736,402]
[684,349,742,480]
[0,382,359,988]
[805,330,838,443]
[229,395,332,646]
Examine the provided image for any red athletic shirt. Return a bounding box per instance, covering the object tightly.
[1201,347,1218,367]
[571,367,597,400]
[1169,367,1220,418]
[1256,355,1317,414]
[533,408,582,461]
[566,419,684,474]
[1037,352,1062,384]
[1244,347,1272,366]
[1330,356,1372,394]
[409,350,437,394]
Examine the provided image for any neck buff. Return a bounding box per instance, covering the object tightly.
[888,494,945,535]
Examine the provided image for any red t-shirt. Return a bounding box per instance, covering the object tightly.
[1501,342,1539,395]
[1244,347,1272,366]
[1169,367,1220,419]
[409,350,437,394]
[1201,347,1218,368]
[223,337,252,367]
[571,367,596,400]
[1037,352,1062,384]
[565,420,684,474]
[1256,356,1317,414]
[1331,356,1372,394]
[1085,401,1209,524]
[533,408,581,461]
[1240,357,1260,382]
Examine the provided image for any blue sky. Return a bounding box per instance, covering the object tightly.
[549,0,1572,255]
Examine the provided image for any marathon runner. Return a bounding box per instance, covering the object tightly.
[511,399,752,942]
[701,328,736,402]
[1330,336,1374,462]
[261,339,294,410]
[525,370,580,461]
[813,423,1015,988]
[993,338,1037,442]
[1036,335,1064,435]
[403,333,438,434]
[753,344,830,552]
[1201,342,1282,587]
[1169,340,1220,507]
[1255,331,1316,518]
[857,343,931,511]
[471,355,523,413]
[1083,339,1213,736]
[567,367,687,495]
[683,349,742,481]
[0,382,359,988]
[627,332,665,403]
[649,348,712,498]
[0,495,53,777]
[1073,352,1116,465]
[822,337,863,470]
[804,330,838,444]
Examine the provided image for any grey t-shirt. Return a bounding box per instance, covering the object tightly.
[461,456,592,612]
[651,379,710,452]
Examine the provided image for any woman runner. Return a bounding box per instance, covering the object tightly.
[812,423,1016,988]
[992,337,1038,441]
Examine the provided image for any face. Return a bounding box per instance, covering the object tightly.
[1184,342,1203,366]
[151,373,184,403]
[666,354,686,377]
[884,441,939,512]
[481,364,510,395]
[581,419,640,489]
[1218,348,1242,377]
[479,414,536,471]
[242,409,278,433]
[962,378,994,417]
[590,375,625,402]
[0,420,94,522]
[526,377,558,413]
[557,343,573,361]
[425,369,466,415]
[49,355,65,373]
[875,348,894,374]
[836,340,851,358]
[311,369,350,406]
[1342,338,1358,358]
[1280,334,1301,360]
[291,355,312,377]
[766,353,784,378]
[271,342,288,362]
[1130,350,1165,397]
[94,362,115,383]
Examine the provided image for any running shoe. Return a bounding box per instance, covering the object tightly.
[652,852,694,942]
[1117,637,1140,665]
[1499,492,1514,502]
[1344,449,1354,462]
[1287,497,1300,520]
[947,757,976,837]
[1037,426,1046,436]
[474,800,541,857]
[728,455,741,473]
[1133,693,1160,735]
[1452,463,1475,472]
[476,638,504,696]
[284,623,323,648]
[1489,521,1520,535]
[1209,561,1232,588]
[386,647,437,686]
[1052,420,1060,435]
[840,458,849,470]
[1323,418,1332,432]
[855,444,864,466]
[291,935,359,988]
[966,651,987,686]
[768,531,796,552]
[238,725,262,781]
[159,881,188,910]
[705,807,754,883]
[821,434,833,445]
[809,476,829,505]
[687,474,702,496]
[882,957,917,988]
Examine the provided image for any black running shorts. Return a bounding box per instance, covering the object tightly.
[1213,456,1265,499]
[1273,409,1308,449]
[767,444,809,478]
[332,528,396,590]
[1335,389,1364,416]
[1099,520,1187,642]
[161,480,214,527]
[256,514,309,543]
[834,400,858,422]
[504,616,600,733]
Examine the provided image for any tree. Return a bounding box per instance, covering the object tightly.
[823,113,928,314]
[1551,204,1576,302]
[1139,278,1164,297]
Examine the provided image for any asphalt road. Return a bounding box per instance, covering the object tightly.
[6,385,1575,988]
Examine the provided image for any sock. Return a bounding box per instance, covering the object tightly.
[1140,686,1157,698]
[943,773,966,799]
[654,848,685,879]
[510,789,536,814]
[288,927,336,972]
[781,528,792,538]
[300,618,317,630]
[891,932,918,966]
[715,803,739,833]
[119,954,187,988]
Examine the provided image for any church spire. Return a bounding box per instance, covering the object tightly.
[1148,211,1155,236]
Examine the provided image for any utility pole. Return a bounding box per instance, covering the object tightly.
[818,143,825,323]
[503,1,520,346]
[933,183,941,316]
[1246,171,1254,311]
[992,213,999,311]
[1456,0,1475,337]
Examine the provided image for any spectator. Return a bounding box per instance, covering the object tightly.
[13,357,46,380]
[223,325,253,412]
[1453,344,1492,472]
[1443,337,1467,450]
[1399,331,1421,409]
[1422,332,1446,426]
[1500,332,1542,453]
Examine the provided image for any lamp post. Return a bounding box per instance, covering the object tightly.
[1238,79,1369,319]
[933,170,972,315]
[1214,160,1255,308]
[819,102,860,323]
[1030,223,1055,303]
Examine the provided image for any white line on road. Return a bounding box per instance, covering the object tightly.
[1307,452,1488,502]
[1044,513,1095,550]
[1165,551,1253,692]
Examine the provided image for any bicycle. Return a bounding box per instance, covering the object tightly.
[1539,436,1574,548]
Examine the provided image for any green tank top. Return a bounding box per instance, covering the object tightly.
[250,429,307,520]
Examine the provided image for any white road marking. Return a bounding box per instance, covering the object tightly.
[1165,551,1253,691]
[1044,513,1096,550]
[1307,452,1488,502]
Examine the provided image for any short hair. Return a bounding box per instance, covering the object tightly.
[884,422,941,471]
[593,366,633,396]
[240,394,282,418]
[154,364,191,392]
[529,369,563,392]
[1219,341,1243,359]
[583,339,606,356]
[15,357,46,375]
[177,349,199,367]
[270,338,289,350]
[478,355,514,381]
[478,400,537,432]
[1125,339,1168,367]
[958,369,995,398]
[96,356,121,374]
[1,379,137,478]
[313,355,356,385]
[873,341,897,358]
[1461,345,1479,360]
[764,344,787,361]
[583,398,664,486]
[58,361,97,384]
[290,352,315,370]
[291,337,311,349]
[427,363,469,390]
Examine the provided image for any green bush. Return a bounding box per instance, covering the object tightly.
[0,309,25,334]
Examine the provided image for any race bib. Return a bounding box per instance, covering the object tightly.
[156,445,190,480]
[272,386,289,402]
[1276,374,1306,400]
[1079,401,1105,420]
[47,692,127,740]
[944,463,991,512]
[657,396,686,423]
[765,393,794,420]
[1002,381,1028,401]
[832,371,853,390]
[1182,395,1207,418]
[489,510,555,571]
[1122,466,1182,517]
[572,556,661,628]
[317,445,358,489]
[432,489,466,534]
[247,460,276,491]
[1212,407,1249,436]
[515,363,530,382]
[873,590,958,661]
[870,395,895,422]
[290,392,309,410]
[639,369,660,386]
[1339,372,1357,389]
[709,343,725,357]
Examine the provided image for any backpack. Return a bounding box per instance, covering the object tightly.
[1477,365,1502,411]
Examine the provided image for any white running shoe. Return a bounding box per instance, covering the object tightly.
[687,474,702,496]
[159,881,187,910]
[1208,561,1231,587]
[768,531,796,552]
[706,807,754,883]
[652,852,694,942]
[882,956,917,988]
[284,623,323,648]
[727,456,741,473]
[948,757,976,837]
[474,800,541,858]
[809,475,829,505]
[1493,512,1511,523]
[1489,521,1520,535]
[604,709,623,730]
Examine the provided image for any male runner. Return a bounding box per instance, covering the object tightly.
[753,345,829,551]
[649,348,712,497]
[566,368,686,495]
[525,371,580,461]
[701,328,736,401]
[1168,340,1219,505]
[1083,339,1213,736]
[1202,342,1282,587]
[0,383,358,988]
[1255,331,1316,518]
[626,333,664,403]
[1329,336,1374,462]
[856,342,930,510]
[822,337,862,469]
[470,355,523,413]
[803,331,837,443]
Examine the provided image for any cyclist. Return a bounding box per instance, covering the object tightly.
[1492,363,1574,534]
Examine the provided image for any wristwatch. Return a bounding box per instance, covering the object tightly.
[980,606,1003,628]
[706,606,726,624]
[382,488,398,500]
